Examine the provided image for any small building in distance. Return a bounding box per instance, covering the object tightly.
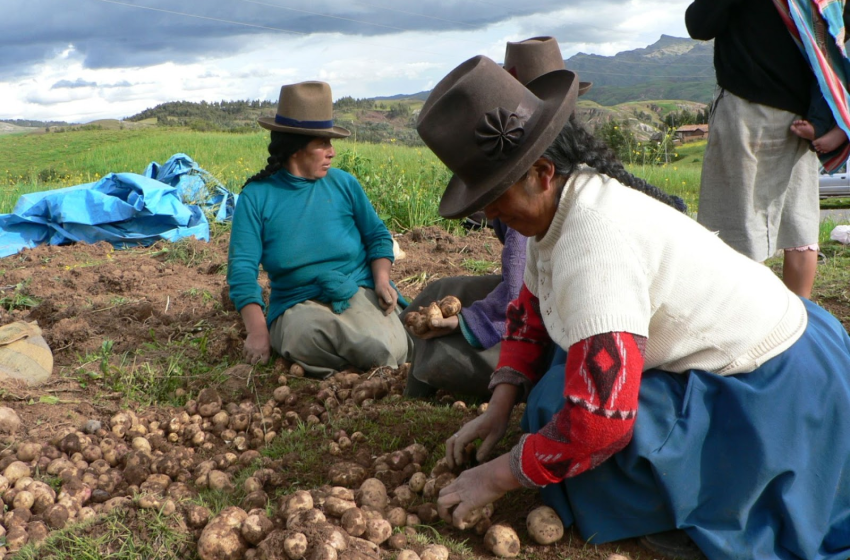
[674,124,709,143]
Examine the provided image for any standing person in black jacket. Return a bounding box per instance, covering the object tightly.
[686,0,820,299]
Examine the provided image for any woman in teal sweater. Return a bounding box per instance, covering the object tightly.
[227,81,412,377]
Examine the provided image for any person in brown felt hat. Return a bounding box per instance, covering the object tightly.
[401,36,587,400]
[419,55,850,560]
[227,81,412,377]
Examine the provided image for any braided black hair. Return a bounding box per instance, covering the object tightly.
[243,131,315,187]
[541,116,687,213]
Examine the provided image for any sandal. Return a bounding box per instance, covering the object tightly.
[639,530,706,560]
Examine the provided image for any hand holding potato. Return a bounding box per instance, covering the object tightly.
[446,383,519,468]
[437,454,519,527]
[446,406,509,469]
[413,314,459,339]
[404,296,462,339]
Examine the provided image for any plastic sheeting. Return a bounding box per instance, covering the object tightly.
[0,153,237,259]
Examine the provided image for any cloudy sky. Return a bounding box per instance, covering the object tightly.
[0,0,695,124]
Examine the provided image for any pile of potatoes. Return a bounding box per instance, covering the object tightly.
[0,358,573,560]
[403,296,462,336]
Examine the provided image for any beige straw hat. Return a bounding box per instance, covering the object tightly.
[258,81,351,138]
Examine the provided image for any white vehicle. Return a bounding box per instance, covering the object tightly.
[820,160,850,197]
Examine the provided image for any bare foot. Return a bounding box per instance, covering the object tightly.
[813,125,849,153]
[790,119,816,141]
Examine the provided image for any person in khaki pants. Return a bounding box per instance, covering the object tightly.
[227,80,412,378]
[686,0,821,298]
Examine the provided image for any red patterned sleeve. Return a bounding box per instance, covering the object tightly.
[488,284,553,395]
[510,331,647,487]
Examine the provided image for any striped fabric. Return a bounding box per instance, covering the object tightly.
[773,0,850,172]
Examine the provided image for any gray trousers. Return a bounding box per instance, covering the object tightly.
[270,287,413,379]
[698,89,819,262]
[401,275,502,399]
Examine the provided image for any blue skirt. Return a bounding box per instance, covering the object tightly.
[522,299,850,560]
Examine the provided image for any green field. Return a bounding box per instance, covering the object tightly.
[0,128,705,232]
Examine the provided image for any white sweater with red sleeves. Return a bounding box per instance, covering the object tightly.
[524,169,807,375]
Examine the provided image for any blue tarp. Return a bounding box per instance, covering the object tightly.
[0,153,237,258]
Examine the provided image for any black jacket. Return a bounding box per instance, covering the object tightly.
[686,0,813,115]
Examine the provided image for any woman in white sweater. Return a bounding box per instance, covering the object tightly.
[415,55,850,560]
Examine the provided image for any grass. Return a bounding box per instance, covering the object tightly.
[0,126,705,234]
[14,508,197,560]
[460,259,500,275]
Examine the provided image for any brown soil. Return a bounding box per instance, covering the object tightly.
[1,226,662,560]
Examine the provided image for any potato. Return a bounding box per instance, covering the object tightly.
[197,507,249,560]
[386,506,407,527]
[408,472,427,494]
[356,478,388,510]
[404,312,430,336]
[392,484,414,508]
[3,462,30,485]
[419,544,449,560]
[283,531,308,560]
[388,533,407,550]
[286,508,326,532]
[397,551,421,560]
[280,490,313,519]
[309,543,338,560]
[425,302,443,326]
[453,506,484,531]
[324,496,356,517]
[438,296,462,317]
[44,503,69,529]
[484,524,521,558]
[340,507,366,537]
[364,518,392,545]
[12,490,33,511]
[16,443,41,463]
[526,505,564,545]
[241,512,274,545]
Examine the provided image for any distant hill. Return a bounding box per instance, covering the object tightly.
[569,35,716,105]
[0,118,69,128]
[373,91,430,102]
[0,121,44,136]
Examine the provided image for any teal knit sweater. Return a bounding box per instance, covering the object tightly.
[227,167,394,326]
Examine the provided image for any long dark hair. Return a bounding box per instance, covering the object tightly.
[243,131,315,187]
[541,116,687,213]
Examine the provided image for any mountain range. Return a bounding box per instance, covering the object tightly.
[1,35,716,138]
[372,35,717,106]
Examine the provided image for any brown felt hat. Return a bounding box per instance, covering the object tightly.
[504,36,592,95]
[416,55,577,219]
[258,81,350,138]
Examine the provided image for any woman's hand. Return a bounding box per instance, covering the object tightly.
[374,280,398,315]
[244,330,270,365]
[445,383,518,468]
[239,303,271,365]
[437,454,520,527]
[407,314,459,339]
[371,258,396,315]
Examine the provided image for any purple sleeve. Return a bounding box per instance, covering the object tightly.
[459,226,528,349]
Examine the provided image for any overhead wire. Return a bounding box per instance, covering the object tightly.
[90,0,451,57]
[232,0,489,46]
[350,0,480,28]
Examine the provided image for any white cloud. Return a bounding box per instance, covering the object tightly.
[0,0,696,122]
